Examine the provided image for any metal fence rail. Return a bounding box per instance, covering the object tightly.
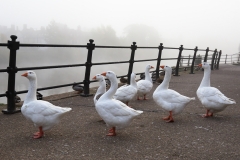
[181,52,240,69]
[0,35,226,114]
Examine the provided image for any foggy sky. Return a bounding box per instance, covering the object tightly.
[1,0,240,54]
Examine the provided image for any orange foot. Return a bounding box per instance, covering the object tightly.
[163,111,174,123]
[33,127,44,139]
[107,127,116,136]
[33,132,43,139]
[163,116,170,120]
[165,118,174,123]
[143,95,148,100]
[202,110,213,118]
[202,114,213,118]
[107,132,116,136]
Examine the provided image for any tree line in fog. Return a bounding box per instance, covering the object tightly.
[0,21,161,45]
[0,21,162,102]
[0,21,161,67]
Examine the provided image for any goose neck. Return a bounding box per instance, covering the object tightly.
[96,79,106,95]
[24,79,37,104]
[130,76,137,88]
[145,69,152,83]
[199,68,211,88]
[104,77,118,99]
[156,70,171,90]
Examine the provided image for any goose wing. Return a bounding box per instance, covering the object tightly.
[114,85,137,99]
[198,87,236,105]
[158,89,193,104]
[137,80,152,91]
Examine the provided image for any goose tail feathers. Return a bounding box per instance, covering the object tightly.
[190,97,195,101]
[62,107,72,113]
[135,110,143,115]
[228,98,236,104]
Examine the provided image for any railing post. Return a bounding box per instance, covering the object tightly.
[189,46,198,74]
[225,54,227,64]
[2,35,21,114]
[127,42,137,84]
[211,49,217,70]
[155,43,163,80]
[187,55,190,66]
[174,45,183,76]
[204,47,209,62]
[216,50,222,69]
[81,39,95,97]
[180,56,183,67]
[214,51,218,69]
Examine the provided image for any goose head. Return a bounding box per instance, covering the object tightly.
[131,72,136,79]
[101,71,116,80]
[92,74,104,81]
[146,64,154,70]
[199,62,210,69]
[21,71,37,81]
[160,65,172,72]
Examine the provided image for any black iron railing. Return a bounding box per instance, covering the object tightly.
[0,35,225,114]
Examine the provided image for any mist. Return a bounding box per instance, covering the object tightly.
[1,0,240,103]
[0,22,167,103]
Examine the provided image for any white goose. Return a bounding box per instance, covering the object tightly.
[113,72,138,106]
[197,62,236,117]
[153,65,195,122]
[21,71,72,139]
[95,71,143,136]
[92,74,106,105]
[137,64,154,100]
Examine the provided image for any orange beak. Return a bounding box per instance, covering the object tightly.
[198,64,202,67]
[21,72,28,77]
[150,66,154,69]
[92,76,96,80]
[101,72,107,76]
[160,65,165,69]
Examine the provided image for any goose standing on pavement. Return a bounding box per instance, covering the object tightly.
[153,65,195,122]
[137,64,154,100]
[113,72,138,106]
[21,71,72,139]
[95,71,143,136]
[197,62,236,117]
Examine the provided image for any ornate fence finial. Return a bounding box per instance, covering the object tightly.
[89,39,94,43]
[10,35,17,41]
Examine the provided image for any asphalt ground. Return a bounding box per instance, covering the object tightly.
[0,64,239,160]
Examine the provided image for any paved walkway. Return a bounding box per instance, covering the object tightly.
[0,64,239,160]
